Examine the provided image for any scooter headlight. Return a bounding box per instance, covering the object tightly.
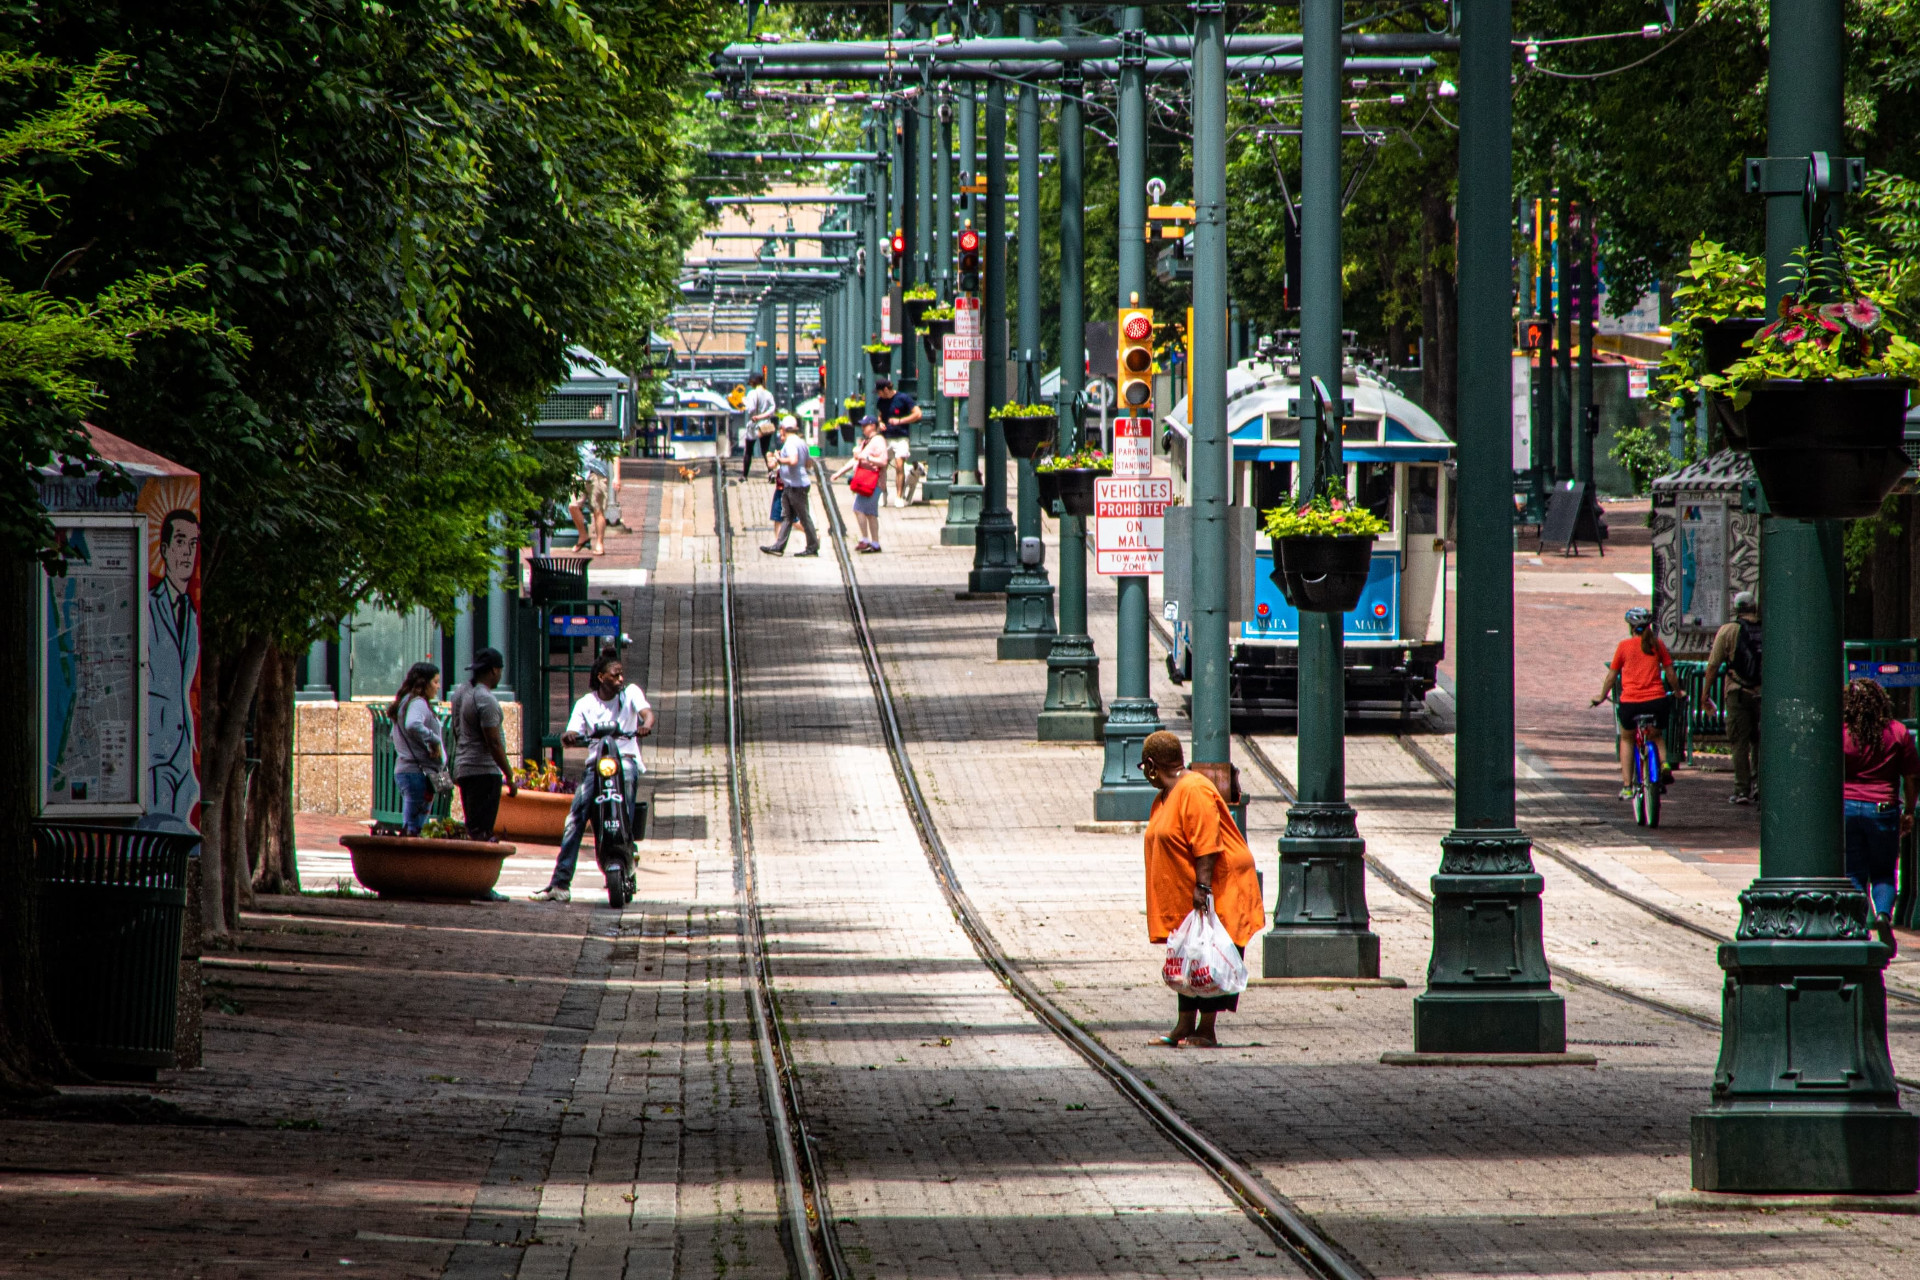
[596,756,619,778]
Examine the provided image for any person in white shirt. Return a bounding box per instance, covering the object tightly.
[530,650,656,902]
[739,372,778,479]
[759,417,820,557]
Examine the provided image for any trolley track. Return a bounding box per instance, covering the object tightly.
[808,474,1370,1280]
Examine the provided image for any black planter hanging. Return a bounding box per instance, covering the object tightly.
[1743,376,1912,519]
[866,349,892,376]
[901,295,934,331]
[996,413,1057,459]
[843,399,866,422]
[1701,318,1768,450]
[822,425,840,448]
[1270,534,1377,613]
[919,315,955,361]
[1034,466,1061,512]
[1053,467,1102,517]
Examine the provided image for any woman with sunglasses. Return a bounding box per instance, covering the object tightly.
[1138,731,1264,1047]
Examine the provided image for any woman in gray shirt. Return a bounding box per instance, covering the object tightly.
[390,661,444,835]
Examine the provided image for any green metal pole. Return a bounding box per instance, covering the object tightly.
[898,92,920,402]
[927,82,958,499]
[969,56,1018,592]
[987,4,1052,617]
[1574,201,1595,488]
[862,120,882,413]
[1691,0,1914,1193]
[1093,2,1164,821]
[912,59,933,448]
[957,80,980,485]
[1553,193,1573,482]
[1039,7,1103,740]
[1189,1,1230,767]
[1264,0,1377,979]
[1412,0,1564,1054]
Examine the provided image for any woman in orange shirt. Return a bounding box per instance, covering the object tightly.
[1589,606,1678,798]
[1139,731,1265,1048]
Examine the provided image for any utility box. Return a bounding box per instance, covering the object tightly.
[1162,504,1256,625]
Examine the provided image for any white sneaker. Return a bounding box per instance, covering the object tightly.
[529,886,570,903]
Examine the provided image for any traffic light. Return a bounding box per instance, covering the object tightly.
[957,222,981,294]
[889,228,907,279]
[1517,317,1547,351]
[1118,294,1154,411]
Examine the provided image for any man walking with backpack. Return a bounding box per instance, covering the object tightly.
[1705,591,1762,805]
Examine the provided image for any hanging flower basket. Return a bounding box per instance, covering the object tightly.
[919,314,955,361]
[995,411,1057,459]
[901,294,935,330]
[1269,534,1377,613]
[1052,467,1101,517]
[1743,376,1913,519]
[1034,466,1061,511]
[1701,318,1768,375]
[866,348,893,376]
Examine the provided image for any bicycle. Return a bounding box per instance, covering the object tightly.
[1626,712,1663,828]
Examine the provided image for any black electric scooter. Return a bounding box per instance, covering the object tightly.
[581,725,638,908]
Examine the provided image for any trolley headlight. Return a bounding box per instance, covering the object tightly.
[596,756,619,778]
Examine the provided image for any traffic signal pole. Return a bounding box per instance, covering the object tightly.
[1092,2,1165,821]
[1263,0,1378,979]
[1689,0,1915,1193]
[1411,0,1564,1055]
[1188,2,1231,772]
[1039,3,1104,741]
[1553,194,1573,481]
[1574,201,1595,488]
[928,76,959,499]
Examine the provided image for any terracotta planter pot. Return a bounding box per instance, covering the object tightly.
[1270,534,1377,613]
[996,414,1057,459]
[494,787,573,840]
[1743,376,1913,519]
[340,834,512,900]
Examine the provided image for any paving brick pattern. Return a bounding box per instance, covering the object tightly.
[728,474,1305,1279]
[841,479,1920,1279]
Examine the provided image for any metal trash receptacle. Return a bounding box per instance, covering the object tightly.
[35,824,198,1081]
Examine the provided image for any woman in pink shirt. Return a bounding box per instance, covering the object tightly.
[1842,678,1918,953]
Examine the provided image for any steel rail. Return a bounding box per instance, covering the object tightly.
[1231,729,1920,1089]
[713,460,853,1280]
[814,470,1372,1280]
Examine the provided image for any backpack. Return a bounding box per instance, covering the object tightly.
[1731,619,1762,687]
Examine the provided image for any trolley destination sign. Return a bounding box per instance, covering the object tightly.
[1094,475,1172,575]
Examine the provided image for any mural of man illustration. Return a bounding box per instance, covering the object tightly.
[148,509,200,828]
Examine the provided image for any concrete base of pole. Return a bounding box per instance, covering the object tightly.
[1263,930,1380,980]
[1094,696,1163,820]
[1265,808,1380,977]
[997,568,1055,658]
[926,429,958,500]
[1692,1111,1919,1194]
[1415,830,1565,1053]
[1413,989,1567,1054]
[941,482,984,545]
[970,509,1018,593]
[1038,634,1104,741]
[1092,783,1155,822]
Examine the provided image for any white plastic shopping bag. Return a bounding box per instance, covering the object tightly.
[1160,903,1249,998]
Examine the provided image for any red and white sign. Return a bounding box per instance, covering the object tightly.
[881,294,900,345]
[954,294,981,340]
[942,332,981,398]
[1095,475,1172,575]
[1112,416,1154,477]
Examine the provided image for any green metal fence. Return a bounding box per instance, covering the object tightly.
[370,705,455,827]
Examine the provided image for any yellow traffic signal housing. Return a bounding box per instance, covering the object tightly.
[1118,296,1154,411]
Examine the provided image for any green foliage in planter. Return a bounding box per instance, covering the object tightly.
[921,304,954,322]
[1704,237,1920,406]
[861,342,890,354]
[989,401,1055,419]
[904,283,938,301]
[1261,480,1388,538]
[1035,446,1111,473]
[1655,238,1767,413]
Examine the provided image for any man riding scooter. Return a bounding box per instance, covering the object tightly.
[530,649,655,904]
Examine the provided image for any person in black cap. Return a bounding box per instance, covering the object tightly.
[450,647,516,841]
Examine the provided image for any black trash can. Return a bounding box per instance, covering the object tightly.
[529,555,590,605]
[35,824,197,1081]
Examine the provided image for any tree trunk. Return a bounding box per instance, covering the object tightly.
[250,646,299,895]
[223,741,251,928]
[0,554,78,1095]
[197,633,268,947]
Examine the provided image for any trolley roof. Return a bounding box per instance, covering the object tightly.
[1163,361,1454,463]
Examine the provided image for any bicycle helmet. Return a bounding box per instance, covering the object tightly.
[1624,606,1653,633]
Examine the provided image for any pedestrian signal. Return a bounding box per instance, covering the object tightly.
[1517,318,1547,351]
[1118,297,1154,411]
[957,222,981,295]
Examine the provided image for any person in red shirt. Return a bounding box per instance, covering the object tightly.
[1842,677,1917,953]
[1589,607,1678,799]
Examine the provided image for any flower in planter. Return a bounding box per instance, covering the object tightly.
[513,758,575,794]
[1261,479,1389,539]
[862,343,891,354]
[1035,446,1113,473]
[904,283,938,301]
[420,818,473,841]
[921,305,955,322]
[988,401,1056,419]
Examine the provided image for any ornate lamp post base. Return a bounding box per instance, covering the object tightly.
[997,566,1055,658]
[1263,803,1379,978]
[925,430,957,500]
[941,481,984,545]
[1037,633,1103,741]
[970,509,1017,593]
[1690,878,1917,1193]
[1413,829,1566,1053]
[1093,696,1163,821]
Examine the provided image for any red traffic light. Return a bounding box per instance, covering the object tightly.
[958,227,980,254]
[890,232,906,256]
[1122,312,1152,341]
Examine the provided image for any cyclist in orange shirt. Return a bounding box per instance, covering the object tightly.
[1589,607,1678,799]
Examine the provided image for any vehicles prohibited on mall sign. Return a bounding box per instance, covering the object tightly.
[1094,475,1171,575]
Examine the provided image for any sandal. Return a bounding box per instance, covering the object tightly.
[1149,1034,1185,1047]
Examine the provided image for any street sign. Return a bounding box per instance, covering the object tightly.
[550,614,620,638]
[1848,660,1920,688]
[942,332,980,398]
[1094,475,1172,575]
[953,294,981,340]
[1084,377,1112,411]
[1113,416,1153,477]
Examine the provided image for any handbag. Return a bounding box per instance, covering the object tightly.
[849,461,883,497]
